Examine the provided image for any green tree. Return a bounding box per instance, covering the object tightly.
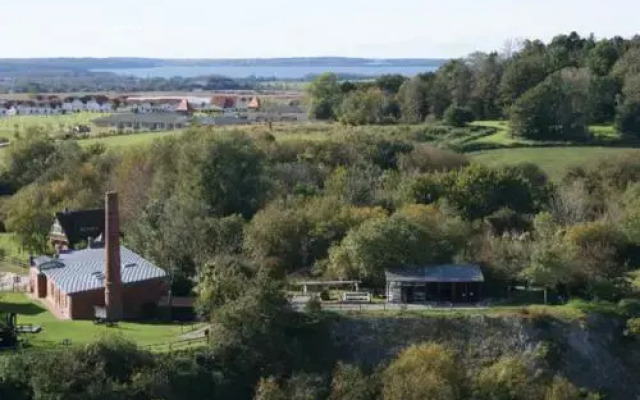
[443,164,550,220]
[254,377,288,400]
[397,76,431,122]
[436,60,474,108]
[383,343,462,400]
[545,377,581,400]
[5,128,57,190]
[499,52,547,106]
[587,39,621,76]
[329,363,379,400]
[615,100,640,135]
[328,206,467,284]
[585,76,620,124]
[468,52,504,119]
[443,105,475,127]
[339,88,391,125]
[179,133,267,218]
[195,255,256,317]
[521,213,575,302]
[306,73,342,120]
[611,47,640,81]
[245,204,311,274]
[473,356,543,400]
[510,72,589,141]
[375,74,407,94]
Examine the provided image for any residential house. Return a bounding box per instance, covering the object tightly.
[93,112,189,132]
[62,98,86,113]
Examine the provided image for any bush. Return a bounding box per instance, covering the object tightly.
[625,317,640,337]
[383,343,462,400]
[615,101,640,136]
[618,298,640,317]
[443,105,475,127]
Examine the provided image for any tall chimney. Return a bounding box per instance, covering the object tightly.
[105,191,123,321]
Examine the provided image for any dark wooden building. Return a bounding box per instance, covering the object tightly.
[49,209,105,251]
[385,265,484,304]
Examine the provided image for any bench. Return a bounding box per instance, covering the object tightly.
[341,292,371,303]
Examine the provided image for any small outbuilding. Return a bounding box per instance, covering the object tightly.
[385,265,484,304]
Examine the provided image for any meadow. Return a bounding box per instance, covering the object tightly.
[0,114,638,183]
[471,147,640,181]
[0,112,113,140]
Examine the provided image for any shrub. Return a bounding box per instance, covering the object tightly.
[443,105,475,127]
[618,298,640,317]
[383,343,462,400]
[473,356,543,399]
[625,317,640,337]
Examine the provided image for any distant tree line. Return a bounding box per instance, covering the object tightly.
[307,32,640,139]
[0,74,257,94]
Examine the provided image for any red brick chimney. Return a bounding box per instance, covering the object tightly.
[105,191,123,321]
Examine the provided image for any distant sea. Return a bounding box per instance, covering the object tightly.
[91,65,439,79]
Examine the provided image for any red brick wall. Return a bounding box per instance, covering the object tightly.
[122,277,168,319]
[29,267,47,298]
[66,277,168,320]
[68,288,104,320]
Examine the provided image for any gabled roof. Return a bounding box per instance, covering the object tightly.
[53,209,105,247]
[176,99,194,113]
[248,97,261,109]
[385,265,484,283]
[37,247,167,294]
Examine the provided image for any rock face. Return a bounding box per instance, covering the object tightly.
[329,313,640,399]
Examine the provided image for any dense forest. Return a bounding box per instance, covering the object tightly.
[3,33,640,399]
[308,32,640,137]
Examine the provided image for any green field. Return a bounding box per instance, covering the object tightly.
[81,130,182,148]
[0,292,197,349]
[471,146,640,180]
[0,113,112,140]
[0,115,636,182]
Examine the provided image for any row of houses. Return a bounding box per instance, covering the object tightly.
[0,94,267,117]
[0,97,113,116]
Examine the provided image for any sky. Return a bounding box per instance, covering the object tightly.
[0,0,638,59]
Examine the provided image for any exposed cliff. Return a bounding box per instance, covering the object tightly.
[329,313,640,399]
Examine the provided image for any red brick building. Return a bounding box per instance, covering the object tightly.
[30,193,168,320]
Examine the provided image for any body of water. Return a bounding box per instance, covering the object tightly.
[92,65,439,79]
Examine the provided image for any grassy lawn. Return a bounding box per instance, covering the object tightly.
[0,234,29,275]
[0,292,197,350]
[80,129,183,148]
[471,146,640,181]
[0,113,111,140]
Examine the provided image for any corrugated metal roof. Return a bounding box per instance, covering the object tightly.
[385,265,484,283]
[38,246,167,294]
[93,112,189,125]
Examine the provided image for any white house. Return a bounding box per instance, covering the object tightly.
[86,100,112,113]
[62,99,86,113]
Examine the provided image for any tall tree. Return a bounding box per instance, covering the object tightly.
[306,73,342,120]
